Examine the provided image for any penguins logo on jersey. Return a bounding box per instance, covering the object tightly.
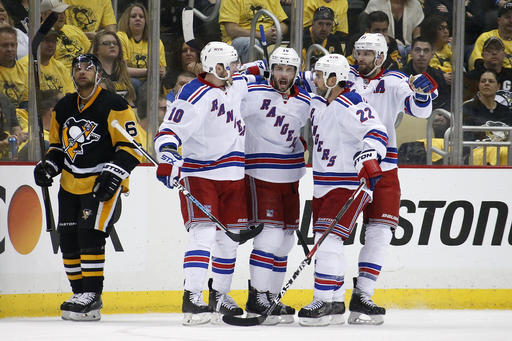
[62,117,100,161]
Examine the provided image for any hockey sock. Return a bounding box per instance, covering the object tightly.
[60,231,82,293]
[211,229,238,293]
[313,233,344,301]
[184,223,216,293]
[356,223,392,296]
[268,230,295,294]
[79,229,107,294]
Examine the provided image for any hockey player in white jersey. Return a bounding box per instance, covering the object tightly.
[297,54,388,326]
[154,42,248,325]
[347,33,436,325]
[242,47,311,324]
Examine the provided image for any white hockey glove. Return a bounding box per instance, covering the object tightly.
[409,72,438,102]
[156,145,183,189]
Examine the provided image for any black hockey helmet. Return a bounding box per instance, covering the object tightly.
[71,53,102,72]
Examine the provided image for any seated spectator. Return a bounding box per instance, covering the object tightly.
[0,92,23,159]
[465,36,512,100]
[0,26,28,108]
[302,6,343,70]
[401,36,450,110]
[91,30,136,106]
[346,10,403,70]
[19,29,74,95]
[219,0,288,63]
[1,0,28,33]
[165,70,195,104]
[303,0,349,40]
[420,15,452,87]
[17,89,63,160]
[163,39,202,93]
[0,0,28,60]
[117,2,166,103]
[364,0,423,57]
[63,0,116,40]
[136,89,167,149]
[463,70,512,140]
[469,2,512,71]
[423,0,452,25]
[465,0,487,47]
[41,0,91,69]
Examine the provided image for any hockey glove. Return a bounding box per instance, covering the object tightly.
[353,149,382,191]
[93,163,129,201]
[156,146,183,189]
[409,73,438,102]
[34,160,59,187]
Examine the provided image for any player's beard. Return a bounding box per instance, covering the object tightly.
[358,61,373,77]
[273,76,293,92]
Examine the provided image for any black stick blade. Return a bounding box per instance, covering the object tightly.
[238,223,264,244]
[222,314,267,326]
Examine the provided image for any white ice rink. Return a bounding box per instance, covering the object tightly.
[2,310,511,341]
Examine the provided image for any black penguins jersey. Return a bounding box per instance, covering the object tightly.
[47,87,142,195]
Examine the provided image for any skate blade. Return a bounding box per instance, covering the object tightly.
[330,314,345,325]
[347,311,384,325]
[68,309,101,321]
[61,310,71,321]
[183,312,211,326]
[246,312,280,325]
[298,315,330,327]
[279,314,295,324]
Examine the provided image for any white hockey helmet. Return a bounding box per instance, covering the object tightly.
[314,54,350,89]
[269,47,301,79]
[353,33,388,66]
[200,41,239,80]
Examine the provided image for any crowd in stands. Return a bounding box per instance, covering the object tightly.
[1,0,512,165]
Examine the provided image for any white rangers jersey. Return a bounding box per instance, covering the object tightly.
[310,91,388,198]
[242,79,311,183]
[348,67,433,171]
[154,73,248,181]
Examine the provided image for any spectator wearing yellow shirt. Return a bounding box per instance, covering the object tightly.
[63,0,116,40]
[19,30,74,95]
[41,2,91,69]
[469,2,512,71]
[303,0,348,36]
[420,15,452,86]
[117,3,166,102]
[0,26,28,108]
[219,0,288,63]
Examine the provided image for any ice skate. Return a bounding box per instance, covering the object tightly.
[208,279,243,324]
[245,281,280,325]
[182,290,212,326]
[60,293,82,320]
[67,292,102,321]
[330,301,346,325]
[267,292,295,324]
[298,298,331,326]
[348,278,385,325]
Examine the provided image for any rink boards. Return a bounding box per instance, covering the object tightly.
[1,165,511,317]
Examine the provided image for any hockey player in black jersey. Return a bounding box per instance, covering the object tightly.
[34,54,142,321]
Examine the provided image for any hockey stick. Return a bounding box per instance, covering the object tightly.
[111,120,263,244]
[33,12,58,232]
[295,229,311,256]
[259,25,270,79]
[223,182,365,326]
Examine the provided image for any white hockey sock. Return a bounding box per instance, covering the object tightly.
[211,229,239,293]
[183,223,216,293]
[268,230,294,294]
[313,233,344,302]
[356,223,392,296]
[249,249,273,292]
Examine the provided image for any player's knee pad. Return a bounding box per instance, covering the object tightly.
[77,229,107,250]
[187,222,217,251]
[315,233,345,273]
[59,230,79,254]
[253,225,286,254]
[274,229,295,257]
[214,228,239,259]
[364,223,393,248]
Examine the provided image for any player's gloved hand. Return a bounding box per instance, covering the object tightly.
[409,72,438,102]
[353,149,382,191]
[240,60,267,77]
[34,160,59,187]
[156,145,183,189]
[93,163,129,201]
